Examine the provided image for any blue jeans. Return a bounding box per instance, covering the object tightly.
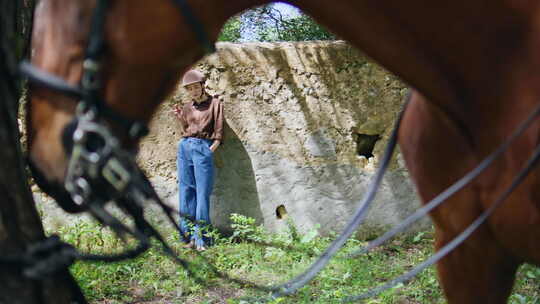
[177,137,215,247]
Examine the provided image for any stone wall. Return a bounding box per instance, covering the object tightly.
[135,41,430,237]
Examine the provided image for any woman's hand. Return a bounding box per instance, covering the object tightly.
[210,140,221,152]
[172,104,182,117]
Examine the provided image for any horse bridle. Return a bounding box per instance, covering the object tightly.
[20,0,215,213]
[10,0,238,291]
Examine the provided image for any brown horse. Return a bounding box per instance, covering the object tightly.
[26,0,540,303]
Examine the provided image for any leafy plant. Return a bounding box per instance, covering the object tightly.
[229,213,266,243]
[240,4,336,42]
[218,16,242,42]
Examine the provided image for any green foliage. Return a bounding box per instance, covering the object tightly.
[218,16,242,42]
[219,4,335,42]
[229,213,266,243]
[257,13,335,42]
[56,216,540,303]
[243,4,336,42]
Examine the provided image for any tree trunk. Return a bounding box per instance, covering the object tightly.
[0,1,86,303]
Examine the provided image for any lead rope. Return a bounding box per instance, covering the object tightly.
[347,100,540,260]
[338,102,540,301]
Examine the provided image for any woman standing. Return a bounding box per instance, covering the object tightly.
[173,69,224,251]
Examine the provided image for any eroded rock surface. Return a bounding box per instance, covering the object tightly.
[37,41,430,237]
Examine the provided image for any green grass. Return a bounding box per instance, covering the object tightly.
[47,214,540,304]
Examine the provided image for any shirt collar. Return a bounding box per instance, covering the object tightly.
[192,96,211,109]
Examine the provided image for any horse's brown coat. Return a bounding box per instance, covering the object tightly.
[27,0,540,303]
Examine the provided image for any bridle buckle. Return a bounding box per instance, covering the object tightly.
[82,59,101,90]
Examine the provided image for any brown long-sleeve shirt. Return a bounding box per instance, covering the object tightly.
[178,96,224,142]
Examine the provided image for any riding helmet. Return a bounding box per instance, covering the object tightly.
[182,69,206,87]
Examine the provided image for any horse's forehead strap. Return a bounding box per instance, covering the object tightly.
[19,61,149,140]
[20,62,83,99]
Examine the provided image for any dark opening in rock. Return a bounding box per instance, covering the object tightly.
[356,133,380,158]
[276,205,288,219]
